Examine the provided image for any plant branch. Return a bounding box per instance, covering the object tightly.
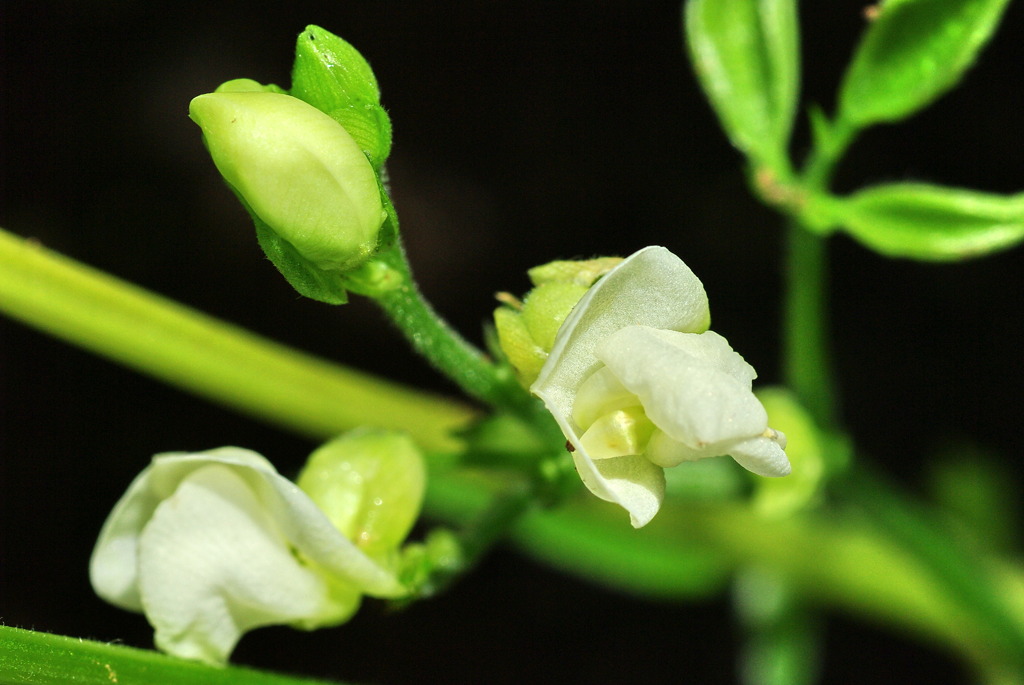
[370,241,551,426]
[0,228,475,453]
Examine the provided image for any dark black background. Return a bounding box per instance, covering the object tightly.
[2,2,1022,683]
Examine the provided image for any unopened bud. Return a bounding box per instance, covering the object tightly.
[297,431,425,560]
[189,91,386,273]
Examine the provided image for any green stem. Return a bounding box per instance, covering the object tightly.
[370,242,546,422]
[0,228,474,453]
[423,472,1024,675]
[782,226,836,428]
[0,625,344,685]
[6,222,1023,676]
[782,116,858,429]
[418,480,537,598]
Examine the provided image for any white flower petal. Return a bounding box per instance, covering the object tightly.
[645,429,712,467]
[571,366,639,429]
[726,431,792,477]
[572,452,666,528]
[630,327,757,386]
[532,247,709,526]
[578,408,651,460]
[90,447,274,612]
[534,246,709,414]
[138,464,359,664]
[89,447,406,664]
[597,326,768,446]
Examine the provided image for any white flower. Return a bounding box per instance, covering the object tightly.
[89,447,407,664]
[531,246,790,528]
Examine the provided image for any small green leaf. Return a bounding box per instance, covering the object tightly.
[685,0,799,172]
[835,183,1024,260]
[291,25,393,166]
[837,0,1011,128]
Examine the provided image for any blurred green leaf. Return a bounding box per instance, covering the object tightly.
[928,443,1020,554]
[837,0,1011,128]
[834,183,1024,260]
[685,0,799,172]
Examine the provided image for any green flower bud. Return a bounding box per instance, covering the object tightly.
[297,430,425,561]
[751,388,828,517]
[189,91,386,273]
[494,256,622,386]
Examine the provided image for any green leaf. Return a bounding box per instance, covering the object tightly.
[291,25,393,167]
[837,0,1012,128]
[685,0,800,172]
[834,183,1024,260]
[0,625,344,685]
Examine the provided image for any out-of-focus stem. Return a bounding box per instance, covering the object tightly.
[0,227,474,453]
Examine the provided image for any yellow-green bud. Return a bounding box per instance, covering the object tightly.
[297,431,425,561]
[189,91,386,272]
[751,388,828,517]
[494,256,622,386]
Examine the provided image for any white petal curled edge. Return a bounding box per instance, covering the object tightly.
[89,448,406,663]
[138,465,359,663]
[727,433,792,477]
[596,327,768,447]
[532,247,709,527]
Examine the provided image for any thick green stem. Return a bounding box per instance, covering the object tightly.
[425,472,1024,675]
[782,116,858,428]
[0,228,474,453]
[782,226,837,428]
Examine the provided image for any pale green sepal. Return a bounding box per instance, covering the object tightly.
[527,256,623,287]
[494,307,548,384]
[837,183,1024,260]
[291,25,392,166]
[254,217,348,304]
[89,447,406,665]
[837,0,1012,128]
[521,281,589,351]
[685,0,799,172]
[297,430,426,560]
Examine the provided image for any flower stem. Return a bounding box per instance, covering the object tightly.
[370,241,547,424]
[782,115,859,429]
[782,225,837,428]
